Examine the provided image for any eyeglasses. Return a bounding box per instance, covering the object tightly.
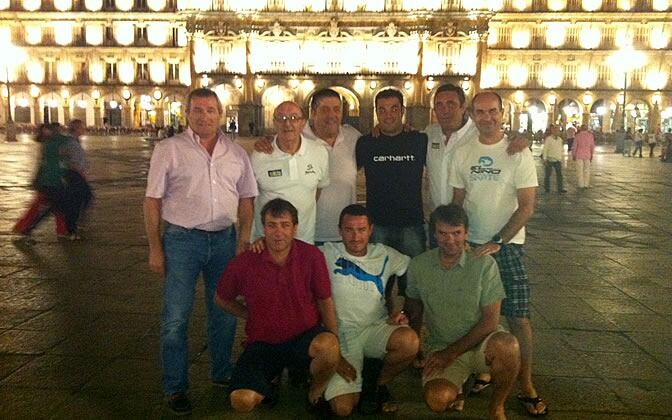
[274,115,304,122]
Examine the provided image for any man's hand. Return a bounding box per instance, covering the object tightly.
[506,134,529,155]
[249,237,265,253]
[253,136,274,154]
[387,311,409,325]
[336,356,357,382]
[235,240,250,256]
[423,348,458,377]
[472,243,501,257]
[148,248,165,275]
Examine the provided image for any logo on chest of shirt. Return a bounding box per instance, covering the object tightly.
[334,256,389,296]
[268,169,283,177]
[470,155,501,181]
[305,163,316,175]
[372,154,416,162]
[431,142,441,150]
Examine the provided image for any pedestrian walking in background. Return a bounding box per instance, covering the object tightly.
[648,129,658,158]
[623,128,633,156]
[60,119,93,240]
[572,125,596,189]
[632,129,644,158]
[541,124,567,193]
[565,125,576,152]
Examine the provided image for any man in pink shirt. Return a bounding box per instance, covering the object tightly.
[144,88,258,415]
[571,125,596,189]
[216,198,340,412]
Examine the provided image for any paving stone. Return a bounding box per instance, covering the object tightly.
[579,352,672,381]
[0,355,105,390]
[561,330,642,353]
[0,329,67,355]
[604,379,672,416]
[0,355,34,381]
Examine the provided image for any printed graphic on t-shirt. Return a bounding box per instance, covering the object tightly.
[470,156,502,181]
[268,169,282,177]
[334,256,389,296]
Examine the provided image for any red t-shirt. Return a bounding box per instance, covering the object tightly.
[216,240,332,345]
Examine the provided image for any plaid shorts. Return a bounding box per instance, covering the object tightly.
[492,244,530,319]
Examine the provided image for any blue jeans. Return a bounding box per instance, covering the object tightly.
[161,223,237,395]
[371,224,426,258]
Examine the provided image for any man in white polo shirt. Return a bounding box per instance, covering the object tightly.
[251,101,330,244]
[255,89,360,244]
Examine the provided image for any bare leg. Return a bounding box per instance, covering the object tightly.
[377,327,419,385]
[507,317,547,414]
[484,332,521,419]
[230,389,264,412]
[308,332,340,404]
[329,392,359,417]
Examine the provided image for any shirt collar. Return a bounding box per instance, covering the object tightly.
[432,248,467,270]
[261,240,297,265]
[273,135,306,156]
[304,124,343,148]
[185,126,228,145]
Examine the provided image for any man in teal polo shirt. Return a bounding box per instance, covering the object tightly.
[404,204,521,420]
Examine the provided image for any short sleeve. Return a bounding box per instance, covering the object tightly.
[145,142,171,198]
[418,132,429,165]
[385,246,411,277]
[514,149,539,189]
[355,136,366,169]
[404,258,421,300]
[479,256,506,307]
[235,147,259,199]
[310,248,332,300]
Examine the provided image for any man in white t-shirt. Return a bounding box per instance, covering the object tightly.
[541,124,567,193]
[255,89,360,244]
[321,204,419,417]
[449,92,548,417]
[251,101,330,244]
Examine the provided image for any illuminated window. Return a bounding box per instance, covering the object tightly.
[150,60,166,83]
[85,0,103,10]
[57,61,74,83]
[343,0,384,12]
[114,22,135,46]
[508,64,528,87]
[230,0,264,10]
[576,66,597,89]
[579,26,601,49]
[582,0,601,11]
[105,62,117,80]
[512,0,531,10]
[615,28,633,48]
[645,70,668,90]
[147,23,169,46]
[0,0,9,10]
[402,0,441,10]
[86,24,104,46]
[22,0,41,11]
[53,21,74,46]
[26,61,44,83]
[541,65,563,88]
[487,27,498,46]
[480,66,500,88]
[650,25,670,49]
[652,0,669,11]
[90,61,104,83]
[511,27,531,49]
[25,26,42,45]
[546,23,566,48]
[168,63,179,80]
[118,61,135,84]
[547,0,566,10]
[617,0,631,10]
[115,0,133,11]
[147,0,165,10]
[54,0,72,10]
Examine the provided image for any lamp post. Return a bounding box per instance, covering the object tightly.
[1,43,27,142]
[608,44,646,131]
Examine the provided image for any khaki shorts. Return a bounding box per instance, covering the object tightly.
[422,326,506,388]
[325,321,407,401]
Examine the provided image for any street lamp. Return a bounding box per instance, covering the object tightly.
[608,44,646,130]
[0,43,27,142]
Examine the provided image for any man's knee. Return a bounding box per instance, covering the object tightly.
[309,332,340,360]
[329,394,358,417]
[485,332,520,365]
[230,389,264,412]
[423,380,458,413]
[388,327,420,357]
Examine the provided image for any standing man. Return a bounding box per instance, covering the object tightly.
[356,89,427,259]
[541,124,567,193]
[322,204,418,416]
[449,92,548,416]
[144,88,258,415]
[215,199,340,412]
[571,125,596,189]
[404,205,521,420]
[251,101,330,244]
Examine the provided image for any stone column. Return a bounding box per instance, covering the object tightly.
[94,103,103,127]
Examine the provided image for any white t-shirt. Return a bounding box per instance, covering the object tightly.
[449,135,538,245]
[251,135,330,243]
[303,124,361,242]
[541,135,564,162]
[321,242,410,330]
[424,119,477,210]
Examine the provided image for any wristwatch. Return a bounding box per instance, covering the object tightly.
[491,234,504,245]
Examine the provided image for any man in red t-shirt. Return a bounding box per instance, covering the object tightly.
[215,198,340,412]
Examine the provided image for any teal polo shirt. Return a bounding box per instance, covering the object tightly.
[406,248,505,353]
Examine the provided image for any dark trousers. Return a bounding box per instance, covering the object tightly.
[62,171,93,233]
[633,141,643,157]
[649,143,656,157]
[544,161,564,192]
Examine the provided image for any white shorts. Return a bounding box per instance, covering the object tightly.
[422,326,507,388]
[325,321,407,401]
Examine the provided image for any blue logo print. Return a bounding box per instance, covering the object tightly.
[471,155,501,178]
[334,256,389,296]
[479,156,494,167]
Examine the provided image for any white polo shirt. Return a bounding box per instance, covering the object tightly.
[303,124,361,242]
[251,135,330,243]
[424,119,477,210]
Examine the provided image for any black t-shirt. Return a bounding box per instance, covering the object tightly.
[356,130,428,226]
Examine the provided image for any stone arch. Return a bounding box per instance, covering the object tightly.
[13,91,33,124]
[523,98,547,135]
[625,100,650,132]
[261,85,296,131]
[557,98,582,130]
[39,92,64,124]
[589,99,617,132]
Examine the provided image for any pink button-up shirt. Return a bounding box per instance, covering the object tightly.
[146,128,258,231]
[571,130,595,161]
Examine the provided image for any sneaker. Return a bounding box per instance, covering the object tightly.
[167,393,192,416]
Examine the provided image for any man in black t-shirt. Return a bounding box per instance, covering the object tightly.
[356,89,427,260]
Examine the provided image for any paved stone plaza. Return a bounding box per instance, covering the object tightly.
[0,135,670,419]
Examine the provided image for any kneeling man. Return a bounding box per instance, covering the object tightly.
[322,204,419,416]
[404,205,520,420]
[215,198,340,412]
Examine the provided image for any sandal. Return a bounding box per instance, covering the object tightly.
[517,394,549,417]
[471,378,492,394]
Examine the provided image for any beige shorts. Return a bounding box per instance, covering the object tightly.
[325,321,407,401]
[422,326,506,388]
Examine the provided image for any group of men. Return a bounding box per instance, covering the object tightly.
[144,84,548,418]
